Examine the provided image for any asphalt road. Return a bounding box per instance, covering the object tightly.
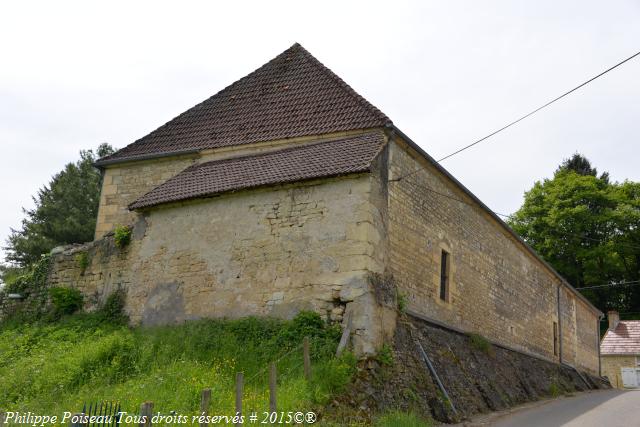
[491,389,640,427]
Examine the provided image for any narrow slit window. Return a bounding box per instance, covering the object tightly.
[553,322,558,356]
[440,250,449,301]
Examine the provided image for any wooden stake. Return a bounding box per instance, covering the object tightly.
[200,388,211,427]
[269,362,277,413]
[235,372,244,427]
[303,336,311,380]
[139,401,153,427]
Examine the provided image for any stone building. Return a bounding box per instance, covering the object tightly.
[47,44,601,373]
[601,311,640,387]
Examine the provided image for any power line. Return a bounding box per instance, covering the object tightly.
[436,49,640,162]
[576,280,640,291]
[390,49,640,185]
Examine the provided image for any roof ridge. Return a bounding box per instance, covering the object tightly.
[294,44,390,123]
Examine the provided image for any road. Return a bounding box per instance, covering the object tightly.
[491,389,640,427]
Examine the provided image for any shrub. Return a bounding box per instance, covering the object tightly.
[75,251,89,273]
[113,225,132,248]
[49,287,83,316]
[376,343,394,366]
[98,289,128,324]
[468,332,494,356]
[396,290,407,313]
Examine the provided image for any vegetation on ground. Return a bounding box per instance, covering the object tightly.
[0,310,357,425]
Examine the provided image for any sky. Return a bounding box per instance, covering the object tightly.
[1,0,639,262]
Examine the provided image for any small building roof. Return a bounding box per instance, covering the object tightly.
[601,320,640,355]
[128,131,386,210]
[97,43,390,166]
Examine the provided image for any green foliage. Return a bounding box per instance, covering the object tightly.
[396,290,407,313]
[49,287,83,316]
[468,333,494,356]
[509,154,640,314]
[549,382,560,397]
[114,225,132,248]
[97,289,128,324]
[0,311,346,416]
[75,251,89,273]
[4,143,116,267]
[374,411,433,427]
[2,255,52,321]
[376,343,394,366]
[309,352,357,404]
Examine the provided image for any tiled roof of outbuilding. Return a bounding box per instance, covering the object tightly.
[97,43,390,166]
[128,131,386,210]
[601,321,640,355]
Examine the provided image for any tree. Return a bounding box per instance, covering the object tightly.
[3,143,115,267]
[509,154,640,314]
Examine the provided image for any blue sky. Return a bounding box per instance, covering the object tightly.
[1,0,639,262]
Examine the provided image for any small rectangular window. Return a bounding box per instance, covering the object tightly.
[553,322,558,356]
[440,250,449,301]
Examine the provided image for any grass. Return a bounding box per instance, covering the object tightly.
[374,411,433,427]
[468,332,495,356]
[0,311,356,425]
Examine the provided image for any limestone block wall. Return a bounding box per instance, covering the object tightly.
[52,174,395,355]
[601,355,638,388]
[385,137,600,374]
[95,156,197,239]
[94,130,372,240]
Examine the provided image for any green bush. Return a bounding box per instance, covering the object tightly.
[98,289,128,323]
[113,225,132,248]
[75,251,89,272]
[49,287,83,316]
[468,332,494,356]
[376,343,394,366]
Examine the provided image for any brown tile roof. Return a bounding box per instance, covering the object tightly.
[97,44,390,166]
[601,321,640,355]
[129,131,386,210]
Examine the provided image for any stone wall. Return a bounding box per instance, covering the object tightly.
[52,174,395,355]
[385,137,601,374]
[95,155,197,239]
[94,130,372,239]
[601,355,637,388]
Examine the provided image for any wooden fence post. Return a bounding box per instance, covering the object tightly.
[303,336,311,380]
[235,372,244,427]
[200,388,211,427]
[69,412,85,427]
[269,362,277,413]
[140,401,153,427]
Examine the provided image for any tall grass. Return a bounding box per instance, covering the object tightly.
[0,312,355,424]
